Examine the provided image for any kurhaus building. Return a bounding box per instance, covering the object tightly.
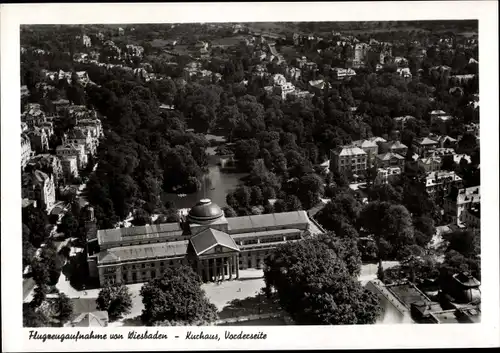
[87,199,324,287]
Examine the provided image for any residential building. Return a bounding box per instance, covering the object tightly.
[82,35,92,47]
[61,156,79,180]
[374,167,402,185]
[353,43,370,67]
[375,152,405,169]
[26,127,50,153]
[450,74,476,85]
[428,65,451,81]
[65,128,95,156]
[22,170,56,213]
[352,139,379,164]
[426,147,456,158]
[413,137,439,156]
[27,154,63,186]
[56,143,87,169]
[22,103,46,128]
[329,146,368,177]
[425,171,463,196]
[332,67,356,80]
[125,44,144,58]
[40,121,55,138]
[21,133,33,170]
[430,110,454,134]
[462,204,480,228]
[418,156,442,173]
[434,135,458,149]
[444,186,480,226]
[378,140,408,156]
[285,67,301,81]
[453,154,472,165]
[77,118,104,146]
[67,105,98,121]
[87,199,324,287]
[308,79,329,95]
[52,99,71,113]
[397,67,412,80]
[393,115,415,130]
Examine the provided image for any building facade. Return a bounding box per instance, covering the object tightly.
[444,186,480,226]
[21,133,33,170]
[22,170,56,212]
[329,146,368,177]
[87,199,324,287]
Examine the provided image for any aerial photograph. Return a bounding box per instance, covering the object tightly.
[20,20,480,328]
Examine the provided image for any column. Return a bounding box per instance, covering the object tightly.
[212,258,217,282]
[220,257,225,280]
[196,260,202,280]
[228,256,233,280]
[203,259,209,282]
[235,254,240,279]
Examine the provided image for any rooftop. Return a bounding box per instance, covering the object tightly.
[70,312,109,327]
[98,240,189,264]
[97,222,183,246]
[227,211,310,233]
[334,146,367,157]
[190,228,240,256]
[188,199,224,223]
[415,137,439,146]
[376,152,405,161]
[387,282,432,309]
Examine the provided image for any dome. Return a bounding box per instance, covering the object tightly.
[187,199,223,224]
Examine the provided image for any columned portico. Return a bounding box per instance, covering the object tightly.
[197,254,239,282]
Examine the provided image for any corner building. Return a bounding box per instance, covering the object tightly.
[87,199,324,287]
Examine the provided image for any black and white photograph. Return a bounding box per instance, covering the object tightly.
[2,2,499,351]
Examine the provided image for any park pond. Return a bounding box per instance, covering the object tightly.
[161,133,247,209]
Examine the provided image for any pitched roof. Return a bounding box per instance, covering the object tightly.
[387,141,407,149]
[376,152,405,161]
[71,298,98,314]
[98,240,189,264]
[227,211,309,233]
[71,312,108,327]
[97,222,183,245]
[352,139,377,148]
[415,137,438,146]
[335,146,367,156]
[190,228,239,256]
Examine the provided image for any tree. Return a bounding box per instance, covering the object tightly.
[96,284,133,322]
[315,192,361,231]
[264,239,381,325]
[52,292,73,325]
[360,201,415,264]
[443,229,480,258]
[318,232,362,277]
[297,173,325,209]
[23,303,50,328]
[59,212,79,238]
[284,195,302,211]
[140,265,218,326]
[131,208,151,226]
[222,206,237,218]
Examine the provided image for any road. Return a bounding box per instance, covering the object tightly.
[23,278,35,301]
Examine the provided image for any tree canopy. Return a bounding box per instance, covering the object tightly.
[140,265,218,326]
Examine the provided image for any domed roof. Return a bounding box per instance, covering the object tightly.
[187,199,223,224]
